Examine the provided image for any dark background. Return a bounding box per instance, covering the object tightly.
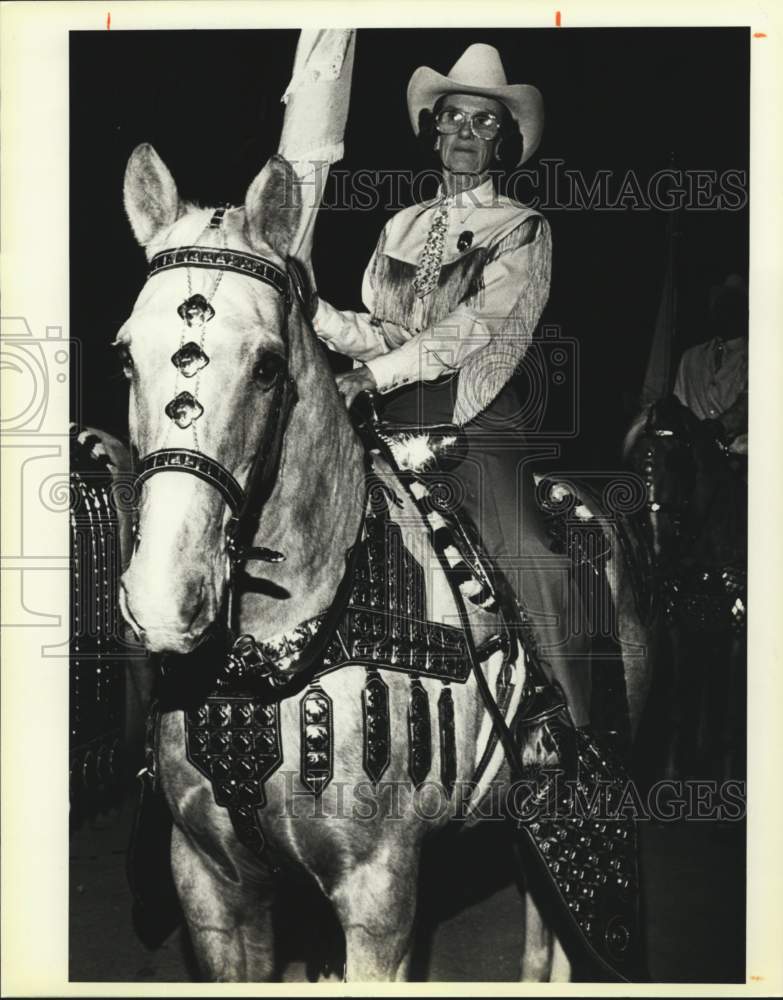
[71,27,749,467]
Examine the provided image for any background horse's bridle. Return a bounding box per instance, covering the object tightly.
[134,234,313,633]
[640,403,693,528]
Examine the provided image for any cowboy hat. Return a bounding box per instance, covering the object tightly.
[709,273,747,312]
[407,43,544,166]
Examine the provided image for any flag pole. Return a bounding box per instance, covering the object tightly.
[640,152,682,406]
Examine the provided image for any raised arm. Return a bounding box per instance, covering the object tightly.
[278,30,355,265]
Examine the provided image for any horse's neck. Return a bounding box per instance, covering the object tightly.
[237,312,366,640]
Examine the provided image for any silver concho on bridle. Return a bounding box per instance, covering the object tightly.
[172,342,210,378]
[171,293,213,377]
[165,391,204,429]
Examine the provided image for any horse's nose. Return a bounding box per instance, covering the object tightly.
[119,575,210,653]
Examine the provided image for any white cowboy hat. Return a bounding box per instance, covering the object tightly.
[406,43,544,166]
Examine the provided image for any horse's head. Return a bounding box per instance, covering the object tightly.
[624,396,698,565]
[118,144,307,653]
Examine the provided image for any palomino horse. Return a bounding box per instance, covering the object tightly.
[118,144,651,982]
[623,396,746,781]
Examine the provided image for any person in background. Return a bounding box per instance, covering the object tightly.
[674,274,748,455]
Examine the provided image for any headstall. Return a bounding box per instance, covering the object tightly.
[134,207,311,637]
[640,407,692,521]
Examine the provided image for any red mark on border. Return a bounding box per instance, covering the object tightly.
[107,11,111,30]
[555,10,562,26]
[753,32,766,37]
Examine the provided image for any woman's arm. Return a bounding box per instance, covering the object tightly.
[313,297,389,361]
[363,215,551,394]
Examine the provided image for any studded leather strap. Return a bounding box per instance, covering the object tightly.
[136,448,245,513]
[148,246,290,304]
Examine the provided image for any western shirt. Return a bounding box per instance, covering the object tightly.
[673,336,748,422]
[313,177,551,424]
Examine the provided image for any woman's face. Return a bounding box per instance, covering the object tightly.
[435,92,506,176]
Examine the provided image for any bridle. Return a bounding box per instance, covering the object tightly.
[134,219,314,635]
[639,399,732,556]
[639,404,693,530]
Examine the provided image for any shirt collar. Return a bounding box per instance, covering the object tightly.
[436,176,496,211]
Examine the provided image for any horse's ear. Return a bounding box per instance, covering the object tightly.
[123,143,180,247]
[244,155,301,259]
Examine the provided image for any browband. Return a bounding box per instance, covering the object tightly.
[148,246,290,303]
[136,449,245,513]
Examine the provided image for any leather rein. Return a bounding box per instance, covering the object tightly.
[134,229,312,642]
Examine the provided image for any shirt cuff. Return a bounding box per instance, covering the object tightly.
[364,350,418,394]
[312,298,340,341]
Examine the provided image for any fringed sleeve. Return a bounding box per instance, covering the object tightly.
[278,30,356,263]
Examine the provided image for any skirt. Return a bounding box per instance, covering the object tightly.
[379,374,593,722]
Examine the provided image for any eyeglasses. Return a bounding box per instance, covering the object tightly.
[434,107,502,141]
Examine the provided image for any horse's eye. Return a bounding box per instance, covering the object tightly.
[117,346,134,380]
[252,352,285,389]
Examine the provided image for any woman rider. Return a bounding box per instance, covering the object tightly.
[313,43,590,720]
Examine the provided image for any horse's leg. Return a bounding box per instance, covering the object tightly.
[123,653,155,781]
[329,848,419,981]
[609,546,654,742]
[171,824,275,982]
[519,890,571,982]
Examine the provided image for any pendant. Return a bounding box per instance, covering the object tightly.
[300,685,334,796]
[438,684,457,798]
[165,391,204,429]
[177,293,215,328]
[171,341,210,377]
[457,230,474,252]
[362,669,391,784]
[408,678,432,787]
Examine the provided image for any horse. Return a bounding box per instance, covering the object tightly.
[117,142,652,982]
[623,395,746,782]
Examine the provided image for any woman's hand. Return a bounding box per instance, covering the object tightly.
[335,365,377,409]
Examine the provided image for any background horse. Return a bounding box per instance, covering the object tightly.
[118,143,651,982]
[624,396,746,783]
[69,424,153,817]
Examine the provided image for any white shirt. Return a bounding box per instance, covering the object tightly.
[313,177,551,422]
[673,337,748,421]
